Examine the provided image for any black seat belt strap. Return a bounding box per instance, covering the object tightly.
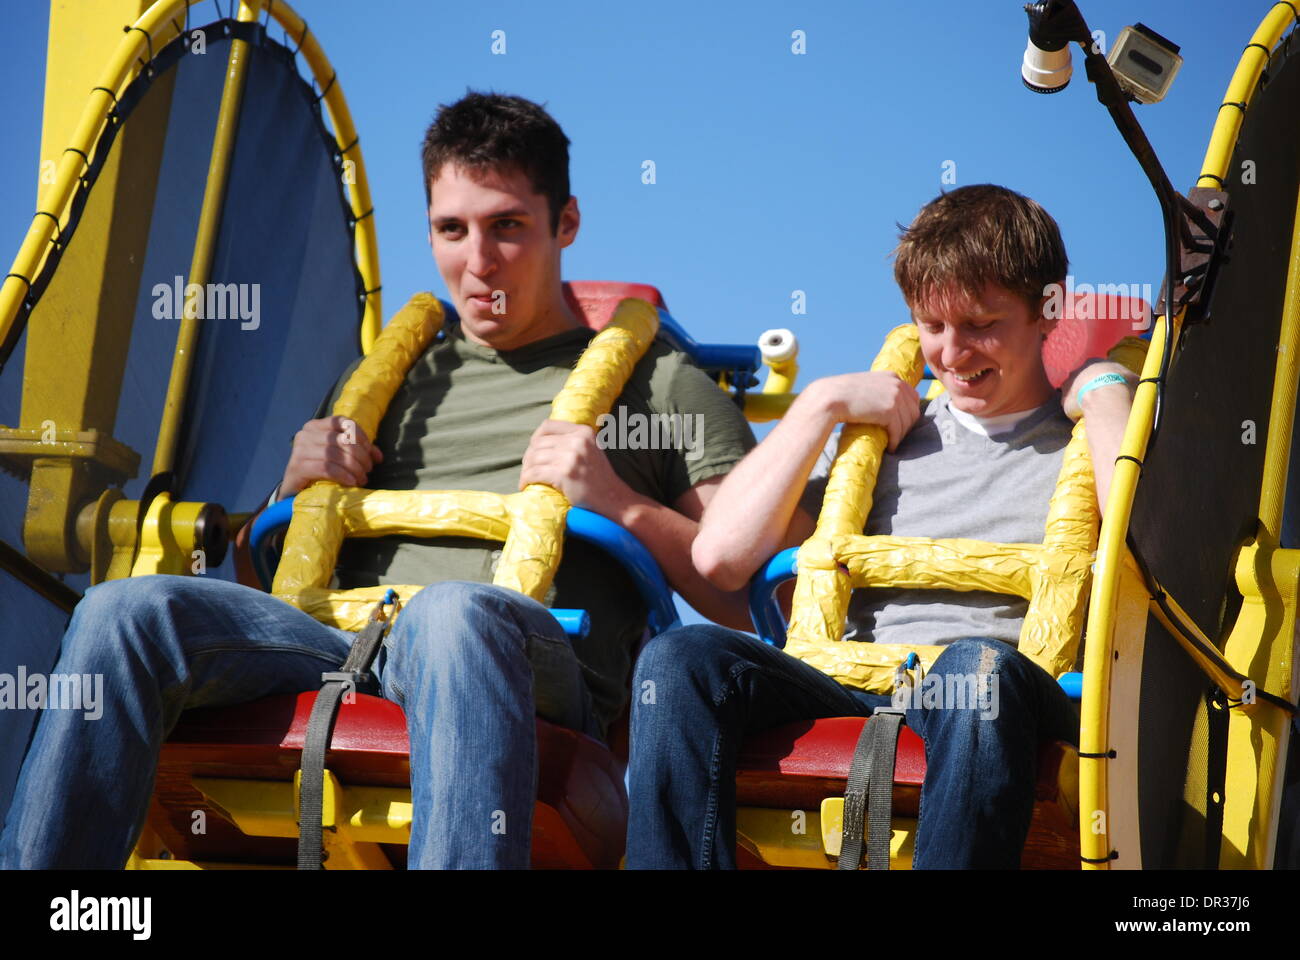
[297,589,400,870]
[837,708,905,870]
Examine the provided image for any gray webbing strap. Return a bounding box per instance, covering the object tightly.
[837,709,905,870]
[296,593,397,870]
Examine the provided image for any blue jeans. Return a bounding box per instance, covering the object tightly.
[0,575,596,869]
[625,625,1078,869]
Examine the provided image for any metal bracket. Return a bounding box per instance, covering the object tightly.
[1157,187,1233,323]
[0,425,140,482]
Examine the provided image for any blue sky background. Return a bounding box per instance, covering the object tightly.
[0,0,1278,622]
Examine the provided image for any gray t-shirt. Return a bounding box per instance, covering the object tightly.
[799,391,1076,648]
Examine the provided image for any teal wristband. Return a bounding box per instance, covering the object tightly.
[1075,372,1129,406]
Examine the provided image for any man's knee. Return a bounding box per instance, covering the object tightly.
[386,580,533,668]
[930,637,1029,687]
[634,624,752,700]
[921,637,1069,729]
[63,575,205,661]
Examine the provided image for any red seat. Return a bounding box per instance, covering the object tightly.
[737,717,927,815]
[735,717,1078,868]
[1042,292,1149,387]
[563,280,667,330]
[153,693,627,869]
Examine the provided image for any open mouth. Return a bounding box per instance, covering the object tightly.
[951,367,993,387]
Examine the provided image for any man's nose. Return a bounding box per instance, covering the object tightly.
[466,229,497,277]
[940,328,972,369]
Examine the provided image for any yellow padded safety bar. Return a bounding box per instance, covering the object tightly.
[783,323,1147,692]
[272,293,659,630]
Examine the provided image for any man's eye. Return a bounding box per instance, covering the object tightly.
[496,219,522,229]
[437,224,465,238]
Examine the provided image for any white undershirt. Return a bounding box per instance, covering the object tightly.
[947,399,1049,438]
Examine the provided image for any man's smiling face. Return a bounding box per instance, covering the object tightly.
[428,161,579,351]
[914,282,1057,417]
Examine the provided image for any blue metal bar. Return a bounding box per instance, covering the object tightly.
[656,308,760,377]
[550,609,591,639]
[249,495,296,590]
[564,507,680,635]
[748,547,799,647]
[247,496,678,635]
[1058,672,1083,701]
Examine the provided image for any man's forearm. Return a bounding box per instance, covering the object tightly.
[692,384,839,590]
[611,492,753,631]
[1081,387,1134,518]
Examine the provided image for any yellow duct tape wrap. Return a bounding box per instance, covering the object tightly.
[272,294,660,630]
[785,324,926,658]
[783,326,1145,693]
[496,299,660,598]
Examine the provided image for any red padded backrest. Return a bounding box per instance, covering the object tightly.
[563,281,667,331]
[1042,293,1151,387]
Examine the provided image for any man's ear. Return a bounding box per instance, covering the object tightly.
[557,195,580,249]
[1036,294,1059,340]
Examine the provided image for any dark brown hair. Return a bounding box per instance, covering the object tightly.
[893,184,1068,318]
[420,92,571,233]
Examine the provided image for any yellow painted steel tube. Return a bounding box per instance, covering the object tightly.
[761,358,798,395]
[1077,312,1172,868]
[265,1,382,349]
[0,0,382,363]
[1198,3,1298,188]
[1259,184,1300,536]
[151,1,257,478]
[1217,175,1300,866]
[742,391,795,422]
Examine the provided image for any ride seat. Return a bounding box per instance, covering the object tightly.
[735,717,1079,868]
[150,692,626,868]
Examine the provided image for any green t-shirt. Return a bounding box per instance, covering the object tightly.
[312,318,755,735]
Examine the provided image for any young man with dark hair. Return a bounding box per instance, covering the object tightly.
[1,92,755,870]
[625,184,1137,869]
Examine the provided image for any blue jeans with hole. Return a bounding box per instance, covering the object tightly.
[625,625,1078,869]
[0,575,595,869]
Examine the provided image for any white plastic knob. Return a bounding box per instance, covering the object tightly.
[758,328,798,363]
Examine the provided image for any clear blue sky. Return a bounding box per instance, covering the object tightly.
[0,1,1271,381]
[0,0,1276,621]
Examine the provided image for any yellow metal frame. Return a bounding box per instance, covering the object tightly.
[1,0,384,583]
[151,3,256,482]
[1080,4,1300,869]
[734,805,916,870]
[272,293,661,629]
[2,0,382,361]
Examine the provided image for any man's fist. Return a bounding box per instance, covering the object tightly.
[519,419,632,516]
[807,371,922,452]
[280,415,384,496]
